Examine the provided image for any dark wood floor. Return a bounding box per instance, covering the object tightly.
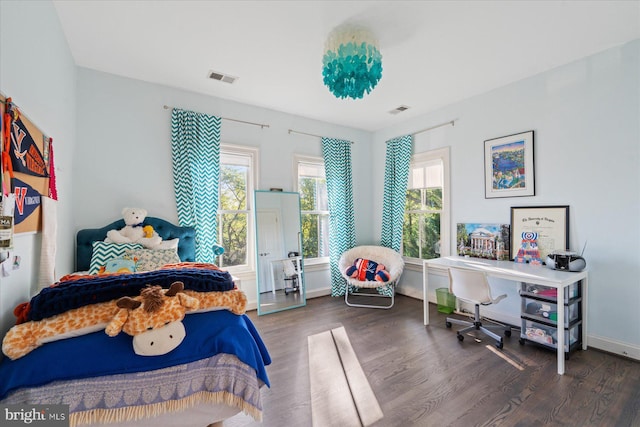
[226,295,640,427]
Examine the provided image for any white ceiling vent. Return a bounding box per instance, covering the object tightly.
[208,70,238,84]
[389,105,410,115]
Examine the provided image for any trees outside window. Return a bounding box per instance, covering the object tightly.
[217,146,257,272]
[402,148,450,262]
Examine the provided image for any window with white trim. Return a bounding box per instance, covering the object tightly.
[403,147,450,263]
[217,144,258,273]
[295,155,329,263]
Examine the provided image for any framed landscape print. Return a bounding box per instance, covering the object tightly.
[484,130,535,199]
[456,223,510,260]
[510,205,569,264]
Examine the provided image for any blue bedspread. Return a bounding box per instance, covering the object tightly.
[26,267,234,321]
[0,310,270,401]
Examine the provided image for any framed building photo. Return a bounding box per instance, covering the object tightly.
[510,205,569,264]
[484,130,535,198]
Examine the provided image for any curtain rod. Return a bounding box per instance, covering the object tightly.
[163,105,269,129]
[412,119,456,136]
[288,129,354,144]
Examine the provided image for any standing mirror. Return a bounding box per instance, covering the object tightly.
[254,190,306,315]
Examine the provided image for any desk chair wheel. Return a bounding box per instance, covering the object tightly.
[504,329,511,337]
[495,340,503,349]
[446,321,452,328]
[457,333,464,342]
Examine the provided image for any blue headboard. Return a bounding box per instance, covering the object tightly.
[75,217,196,272]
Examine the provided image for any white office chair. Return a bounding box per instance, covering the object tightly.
[282,258,300,295]
[445,267,511,349]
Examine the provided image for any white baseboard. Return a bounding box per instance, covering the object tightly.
[587,334,640,361]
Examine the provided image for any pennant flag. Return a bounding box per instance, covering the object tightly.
[10,118,49,177]
[12,177,41,225]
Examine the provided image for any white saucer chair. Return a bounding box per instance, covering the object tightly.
[338,245,405,309]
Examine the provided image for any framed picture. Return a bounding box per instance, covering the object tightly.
[456,223,510,260]
[484,130,535,198]
[510,205,569,264]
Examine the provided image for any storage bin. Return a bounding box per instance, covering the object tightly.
[521,319,581,352]
[436,288,456,314]
[521,282,581,300]
[522,296,580,327]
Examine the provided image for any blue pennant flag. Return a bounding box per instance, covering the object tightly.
[12,177,41,225]
[9,118,49,177]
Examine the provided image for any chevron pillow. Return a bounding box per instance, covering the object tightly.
[89,242,144,275]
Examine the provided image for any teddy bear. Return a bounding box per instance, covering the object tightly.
[105,207,163,249]
[345,258,390,282]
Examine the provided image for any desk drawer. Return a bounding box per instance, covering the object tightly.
[521,319,581,353]
[520,282,581,301]
[521,296,580,327]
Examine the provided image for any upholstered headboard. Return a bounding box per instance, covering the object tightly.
[75,217,196,272]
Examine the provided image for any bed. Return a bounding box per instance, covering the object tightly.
[0,217,271,427]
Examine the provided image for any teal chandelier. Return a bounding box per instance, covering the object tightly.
[322,25,383,100]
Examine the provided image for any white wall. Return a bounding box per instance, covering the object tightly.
[0,1,77,340]
[74,68,372,307]
[374,39,640,358]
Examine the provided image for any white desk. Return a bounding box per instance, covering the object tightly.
[423,256,588,375]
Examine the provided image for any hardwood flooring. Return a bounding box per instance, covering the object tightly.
[225,295,640,427]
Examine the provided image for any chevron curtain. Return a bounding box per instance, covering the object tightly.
[171,108,221,263]
[381,135,412,251]
[321,137,356,297]
[378,135,412,296]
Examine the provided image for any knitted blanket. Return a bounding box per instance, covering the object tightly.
[19,263,234,323]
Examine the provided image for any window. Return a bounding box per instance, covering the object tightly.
[402,147,450,263]
[217,144,258,273]
[295,155,329,263]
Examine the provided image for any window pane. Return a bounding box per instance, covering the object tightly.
[421,213,441,260]
[403,212,441,260]
[405,189,422,211]
[218,212,248,267]
[220,164,248,211]
[402,212,420,258]
[426,188,442,210]
[316,178,328,211]
[301,213,319,258]
[299,177,317,211]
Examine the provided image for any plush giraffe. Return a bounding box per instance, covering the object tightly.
[105,282,199,356]
[2,282,247,360]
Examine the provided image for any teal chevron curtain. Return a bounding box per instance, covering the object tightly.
[171,108,221,263]
[381,135,412,251]
[378,135,412,296]
[322,137,356,297]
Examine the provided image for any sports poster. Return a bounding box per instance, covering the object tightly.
[1,94,52,234]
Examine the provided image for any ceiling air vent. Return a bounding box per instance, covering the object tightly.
[208,70,238,84]
[389,105,410,115]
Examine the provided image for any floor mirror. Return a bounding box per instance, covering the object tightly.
[254,190,306,315]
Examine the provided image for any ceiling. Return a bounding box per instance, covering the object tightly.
[52,1,640,132]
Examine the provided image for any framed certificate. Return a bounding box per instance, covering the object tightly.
[510,205,569,263]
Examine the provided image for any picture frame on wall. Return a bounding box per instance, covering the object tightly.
[484,130,535,199]
[510,205,569,264]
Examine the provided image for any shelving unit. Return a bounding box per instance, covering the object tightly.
[519,281,583,359]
